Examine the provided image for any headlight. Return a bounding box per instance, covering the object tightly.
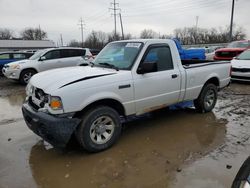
[49,96,63,110]
[10,64,20,69]
[26,83,34,96]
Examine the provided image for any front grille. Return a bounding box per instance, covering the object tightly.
[35,88,44,100]
[28,97,39,111]
[232,68,250,72]
[216,51,243,58]
[231,75,250,80]
[34,88,48,103]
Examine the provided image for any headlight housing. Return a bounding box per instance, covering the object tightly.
[26,83,34,96]
[9,64,20,70]
[49,96,63,110]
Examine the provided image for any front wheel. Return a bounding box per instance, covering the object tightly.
[19,69,36,85]
[75,106,122,152]
[194,83,218,113]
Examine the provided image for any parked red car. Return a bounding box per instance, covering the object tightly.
[214,40,250,60]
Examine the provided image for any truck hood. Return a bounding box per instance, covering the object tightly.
[30,66,118,93]
[231,59,250,69]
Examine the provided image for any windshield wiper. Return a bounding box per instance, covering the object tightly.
[79,62,95,67]
[98,62,119,71]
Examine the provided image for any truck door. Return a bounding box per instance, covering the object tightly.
[133,44,181,114]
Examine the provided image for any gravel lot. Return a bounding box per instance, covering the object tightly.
[0,76,249,188]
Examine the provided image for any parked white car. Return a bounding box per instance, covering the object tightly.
[205,46,223,60]
[231,49,250,82]
[22,39,231,152]
[2,47,93,84]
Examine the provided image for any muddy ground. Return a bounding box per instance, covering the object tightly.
[0,76,249,188]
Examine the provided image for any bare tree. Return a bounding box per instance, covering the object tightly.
[0,28,14,39]
[20,27,47,40]
[68,40,82,47]
[140,29,158,39]
[174,25,246,45]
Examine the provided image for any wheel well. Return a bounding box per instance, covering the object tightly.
[205,77,219,87]
[20,68,38,75]
[75,99,126,117]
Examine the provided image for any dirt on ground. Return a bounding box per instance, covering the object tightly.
[0,76,249,188]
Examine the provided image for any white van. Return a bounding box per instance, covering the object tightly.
[2,47,93,84]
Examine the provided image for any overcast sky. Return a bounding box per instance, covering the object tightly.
[0,0,249,45]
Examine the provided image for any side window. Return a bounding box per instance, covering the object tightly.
[76,49,86,56]
[0,54,10,60]
[61,49,85,58]
[44,50,61,60]
[13,53,26,59]
[142,46,173,72]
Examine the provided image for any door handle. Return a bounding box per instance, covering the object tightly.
[172,74,178,79]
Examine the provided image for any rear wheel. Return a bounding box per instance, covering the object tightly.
[75,106,122,152]
[194,83,217,113]
[19,69,36,85]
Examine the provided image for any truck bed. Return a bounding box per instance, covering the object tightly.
[181,59,230,68]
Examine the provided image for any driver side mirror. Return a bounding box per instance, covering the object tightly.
[39,56,46,61]
[137,61,157,74]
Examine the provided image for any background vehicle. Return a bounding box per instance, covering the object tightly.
[90,49,101,58]
[231,49,250,81]
[205,46,224,60]
[0,52,33,75]
[214,40,250,60]
[173,38,206,60]
[22,39,231,152]
[2,47,92,84]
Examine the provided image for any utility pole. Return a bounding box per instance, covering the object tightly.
[38,24,42,40]
[60,34,63,46]
[78,17,85,47]
[109,0,120,38]
[119,13,124,40]
[195,16,199,44]
[229,0,235,42]
[195,16,199,31]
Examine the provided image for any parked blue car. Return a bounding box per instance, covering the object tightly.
[0,52,33,75]
[172,38,206,60]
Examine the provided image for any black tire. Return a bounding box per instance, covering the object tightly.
[75,106,122,152]
[194,83,217,113]
[19,69,36,85]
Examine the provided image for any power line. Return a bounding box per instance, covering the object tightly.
[123,0,227,17]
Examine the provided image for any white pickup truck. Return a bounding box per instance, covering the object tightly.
[22,39,231,152]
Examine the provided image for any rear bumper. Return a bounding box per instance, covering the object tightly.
[22,102,81,148]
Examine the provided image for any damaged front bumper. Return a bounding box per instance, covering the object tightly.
[22,102,81,148]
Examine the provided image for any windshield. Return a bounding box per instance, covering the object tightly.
[29,49,46,60]
[93,42,143,70]
[236,50,250,60]
[227,41,250,48]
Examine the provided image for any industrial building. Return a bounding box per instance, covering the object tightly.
[0,39,55,52]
